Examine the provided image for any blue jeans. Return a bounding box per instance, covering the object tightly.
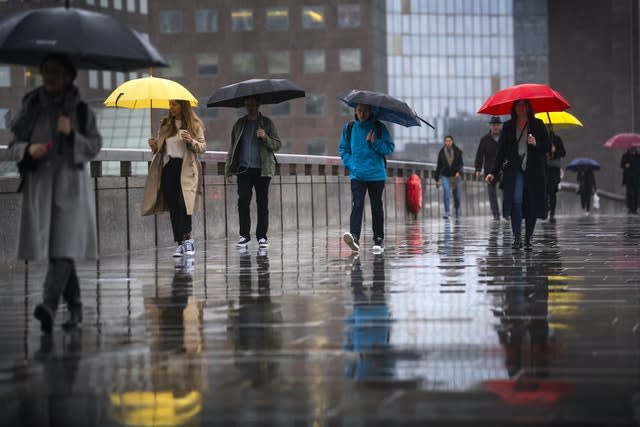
[441,176,461,215]
[350,180,385,242]
[510,169,536,239]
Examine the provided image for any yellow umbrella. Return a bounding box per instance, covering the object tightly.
[535,111,583,130]
[104,76,198,109]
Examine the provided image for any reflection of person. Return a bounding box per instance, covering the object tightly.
[577,167,596,215]
[225,96,282,249]
[435,135,464,219]
[546,129,566,223]
[475,116,502,220]
[339,104,394,253]
[486,100,550,250]
[142,100,206,258]
[8,54,102,334]
[621,147,640,214]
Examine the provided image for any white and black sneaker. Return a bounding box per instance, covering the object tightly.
[173,243,185,257]
[372,237,384,253]
[183,239,195,256]
[258,238,269,248]
[236,236,250,248]
[343,232,360,252]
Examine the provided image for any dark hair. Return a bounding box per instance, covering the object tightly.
[510,99,534,122]
[244,95,260,105]
[40,54,77,82]
[444,135,455,142]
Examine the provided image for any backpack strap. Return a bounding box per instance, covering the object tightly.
[346,121,354,153]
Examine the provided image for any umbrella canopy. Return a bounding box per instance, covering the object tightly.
[478,83,570,116]
[535,111,583,130]
[206,78,305,108]
[104,76,198,109]
[0,6,167,71]
[603,133,640,149]
[339,89,434,129]
[566,157,600,172]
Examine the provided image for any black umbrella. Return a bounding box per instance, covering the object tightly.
[339,89,434,129]
[0,4,167,71]
[207,78,305,108]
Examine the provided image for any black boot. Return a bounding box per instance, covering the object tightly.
[62,304,83,330]
[34,303,54,335]
[511,236,522,249]
[524,237,533,251]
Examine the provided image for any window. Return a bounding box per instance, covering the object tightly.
[268,51,290,74]
[139,0,147,14]
[195,9,218,32]
[100,0,109,8]
[340,102,352,116]
[232,52,255,74]
[304,50,325,73]
[231,9,253,31]
[0,108,11,129]
[338,4,360,28]
[102,71,112,90]
[303,6,325,29]
[160,11,182,33]
[305,94,325,116]
[115,72,126,86]
[113,0,121,9]
[88,70,98,89]
[339,48,361,71]
[85,0,95,5]
[126,0,135,12]
[0,66,10,87]
[158,55,183,78]
[270,101,290,117]
[196,53,219,76]
[266,7,288,30]
[197,99,219,119]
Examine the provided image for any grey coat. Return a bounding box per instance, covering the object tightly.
[8,86,102,261]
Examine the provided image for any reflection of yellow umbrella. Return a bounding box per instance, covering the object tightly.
[110,390,202,427]
[535,111,583,130]
[104,76,198,109]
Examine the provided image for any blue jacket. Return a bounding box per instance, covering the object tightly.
[338,118,395,182]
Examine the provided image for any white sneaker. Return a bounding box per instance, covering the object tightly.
[343,232,360,252]
[258,238,269,248]
[172,243,184,257]
[183,239,195,256]
[236,236,250,247]
[372,237,384,253]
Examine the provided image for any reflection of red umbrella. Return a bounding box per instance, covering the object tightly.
[485,379,574,406]
[603,133,640,149]
[478,83,570,115]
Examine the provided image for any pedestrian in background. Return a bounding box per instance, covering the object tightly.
[546,127,566,223]
[621,147,640,214]
[8,54,102,334]
[435,135,464,219]
[339,104,394,253]
[142,100,207,258]
[225,96,282,249]
[576,166,596,215]
[475,116,502,220]
[485,99,550,250]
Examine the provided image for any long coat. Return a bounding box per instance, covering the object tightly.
[491,117,551,220]
[142,118,206,216]
[8,86,102,260]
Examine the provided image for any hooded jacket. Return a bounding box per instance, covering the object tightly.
[338,118,394,182]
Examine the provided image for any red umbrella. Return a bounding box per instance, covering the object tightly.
[478,83,570,115]
[603,133,640,148]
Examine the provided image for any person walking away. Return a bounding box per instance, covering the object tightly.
[339,104,395,253]
[225,96,282,249]
[576,166,596,215]
[142,100,206,257]
[8,55,102,334]
[475,116,502,220]
[435,135,464,219]
[621,147,640,214]
[546,128,566,223]
[485,99,550,250]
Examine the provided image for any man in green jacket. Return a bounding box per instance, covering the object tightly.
[225,96,282,249]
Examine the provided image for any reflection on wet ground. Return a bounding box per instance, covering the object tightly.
[1,216,639,425]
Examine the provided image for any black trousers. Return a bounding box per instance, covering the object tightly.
[626,184,639,213]
[43,258,81,313]
[161,158,192,243]
[237,168,271,240]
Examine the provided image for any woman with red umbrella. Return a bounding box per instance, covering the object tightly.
[486,100,551,250]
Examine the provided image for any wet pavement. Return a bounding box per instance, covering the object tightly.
[1,215,639,426]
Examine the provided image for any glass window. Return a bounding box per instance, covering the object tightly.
[0,108,10,129]
[305,94,325,116]
[268,51,290,74]
[266,7,288,31]
[0,65,10,87]
[100,0,108,8]
[196,53,219,76]
[270,101,290,117]
[197,99,218,119]
[195,9,217,32]
[139,0,147,14]
[159,11,182,34]
[303,6,325,29]
[158,55,183,78]
[127,0,135,12]
[113,0,121,9]
[232,52,255,74]
[88,70,98,89]
[340,102,352,116]
[231,9,253,31]
[338,4,360,28]
[86,0,95,5]
[339,49,361,72]
[102,71,112,90]
[304,50,325,73]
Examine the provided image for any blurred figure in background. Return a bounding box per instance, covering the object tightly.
[435,135,464,219]
[475,116,502,220]
[577,166,597,215]
[546,128,566,223]
[621,147,640,214]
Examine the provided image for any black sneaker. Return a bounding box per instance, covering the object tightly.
[343,232,360,252]
[511,236,522,249]
[372,237,384,253]
[236,236,250,248]
[524,237,533,251]
[34,304,54,335]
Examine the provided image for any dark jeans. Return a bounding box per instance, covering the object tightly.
[626,184,639,213]
[237,168,271,240]
[43,258,81,313]
[486,182,500,218]
[349,180,385,242]
[547,167,561,218]
[161,157,192,244]
[581,191,592,211]
[511,169,536,240]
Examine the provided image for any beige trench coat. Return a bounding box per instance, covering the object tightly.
[141,120,206,216]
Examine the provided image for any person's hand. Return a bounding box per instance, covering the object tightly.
[624,162,630,168]
[527,133,536,146]
[28,143,49,159]
[485,174,494,183]
[57,116,72,136]
[148,137,157,151]
[455,172,460,177]
[256,127,266,139]
[367,130,374,143]
[227,175,233,184]
[551,144,556,153]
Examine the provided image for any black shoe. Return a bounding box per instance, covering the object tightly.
[34,304,54,335]
[549,217,556,224]
[524,238,533,251]
[511,237,522,249]
[62,305,83,330]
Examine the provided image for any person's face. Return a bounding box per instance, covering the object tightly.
[40,59,68,94]
[169,100,182,118]
[355,104,371,122]
[444,137,454,147]
[515,101,528,117]
[490,123,502,135]
[244,97,260,115]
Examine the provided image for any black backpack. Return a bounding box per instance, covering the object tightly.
[345,120,387,166]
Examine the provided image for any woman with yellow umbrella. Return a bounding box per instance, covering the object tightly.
[105,77,206,258]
